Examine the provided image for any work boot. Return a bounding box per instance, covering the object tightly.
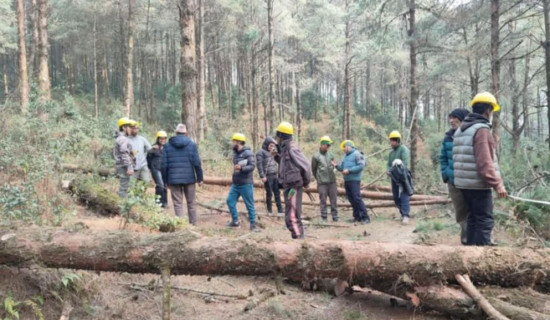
[402,216,410,224]
[321,218,328,224]
[250,222,259,232]
[361,218,370,225]
[459,222,467,245]
[332,216,339,222]
[226,220,241,228]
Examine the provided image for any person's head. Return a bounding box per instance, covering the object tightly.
[275,121,294,144]
[156,130,168,145]
[117,117,133,134]
[340,140,355,154]
[388,131,401,148]
[175,123,187,136]
[319,136,333,153]
[470,92,500,120]
[268,142,276,152]
[231,133,246,151]
[448,108,470,130]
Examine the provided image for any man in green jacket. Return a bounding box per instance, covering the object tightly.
[311,136,338,222]
[387,131,411,224]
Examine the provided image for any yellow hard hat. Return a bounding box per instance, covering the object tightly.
[231,133,246,142]
[340,140,355,150]
[130,120,140,128]
[276,121,294,135]
[117,117,132,128]
[319,135,333,145]
[389,131,401,139]
[156,130,168,138]
[470,92,500,112]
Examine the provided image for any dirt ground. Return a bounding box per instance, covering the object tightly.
[1,184,523,320]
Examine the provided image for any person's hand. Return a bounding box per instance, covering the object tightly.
[343,169,349,175]
[234,164,242,171]
[198,181,203,188]
[261,177,267,183]
[496,185,508,198]
[331,160,337,166]
[152,145,159,149]
[386,171,391,177]
[127,169,134,175]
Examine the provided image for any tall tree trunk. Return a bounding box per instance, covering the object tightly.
[29,0,39,76]
[124,0,135,117]
[178,0,198,141]
[16,0,29,114]
[252,48,259,148]
[93,7,99,118]
[491,0,501,154]
[196,0,206,143]
[408,0,418,176]
[343,15,352,140]
[544,0,550,150]
[365,61,371,118]
[267,0,275,131]
[509,49,520,153]
[37,0,51,101]
[296,73,301,141]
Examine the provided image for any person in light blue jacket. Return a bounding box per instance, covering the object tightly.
[332,140,370,224]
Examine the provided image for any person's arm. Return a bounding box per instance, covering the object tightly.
[256,151,266,178]
[348,153,365,173]
[440,142,449,183]
[473,129,505,192]
[120,140,133,169]
[192,145,204,183]
[402,147,411,168]
[311,155,318,179]
[387,151,393,170]
[240,151,256,173]
[143,137,152,153]
[146,150,154,171]
[291,149,312,186]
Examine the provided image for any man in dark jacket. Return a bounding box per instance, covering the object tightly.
[161,124,203,225]
[440,108,469,244]
[453,92,507,246]
[275,121,312,239]
[226,133,258,230]
[147,130,168,208]
[387,130,412,224]
[256,136,283,214]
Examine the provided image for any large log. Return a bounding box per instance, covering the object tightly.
[202,177,448,202]
[242,198,450,209]
[1,227,550,295]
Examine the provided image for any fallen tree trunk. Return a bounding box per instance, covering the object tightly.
[242,198,450,209]
[2,227,550,295]
[61,164,114,177]
[202,177,448,202]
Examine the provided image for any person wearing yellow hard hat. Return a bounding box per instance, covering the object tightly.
[311,136,338,222]
[161,124,203,225]
[226,133,258,231]
[128,119,152,184]
[387,130,412,224]
[256,136,283,215]
[275,121,312,239]
[332,140,370,224]
[453,92,507,246]
[114,117,136,198]
[147,130,169,208]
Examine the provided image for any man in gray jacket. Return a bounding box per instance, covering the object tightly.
[114,118,136,198]
[129,122,152,183]
[256,136,283,214]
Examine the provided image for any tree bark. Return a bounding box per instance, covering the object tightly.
[2,228,550,296]
[16,0,29,114]
[344,11,352,140]
[29,0,39,76]
[37,0,51,101]
[456,274,510,320]
[296,73,301,140]
[178,0,198,141]
[93,7,99,118]
[124,0,135,117]
[196,0,206,143]
[491,0,501,154]
[544,0,550,150]
[408,0,419,177]
[267,0,275,131]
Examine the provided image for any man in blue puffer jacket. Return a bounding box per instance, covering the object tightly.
[440,108,469,244]
[333,140,370,224]
[226,133,258,231]
[161,124,203,225]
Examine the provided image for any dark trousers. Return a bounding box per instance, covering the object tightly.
[264,174,283,213]
[284,187,304,239]
[318,182,338,220]
[391,180,410,217]
[151,170,167,207]
[344,181,368,221]
[461,189,494,246]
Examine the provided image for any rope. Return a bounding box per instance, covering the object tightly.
[508,195,550,206]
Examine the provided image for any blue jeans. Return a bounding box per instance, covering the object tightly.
[226,184,256,223]
[151,170,167,207]
[344,181,368,221]
[391,180,410,217]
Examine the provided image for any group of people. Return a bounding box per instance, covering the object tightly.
[113,91,507,245]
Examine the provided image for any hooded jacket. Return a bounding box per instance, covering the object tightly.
[277,139,312,189]
[336,148,365,182]
[440,129,456,184]
[256,137,278,178]
[113,131,135,169]
[161,135,203,185]
[232,146,256,185]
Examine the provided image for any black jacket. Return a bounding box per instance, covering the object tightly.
[161,135,203,185]
[147,142,164,172]
[256,136,278,178]
[389,164,414,196]
[232,146,256,185]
